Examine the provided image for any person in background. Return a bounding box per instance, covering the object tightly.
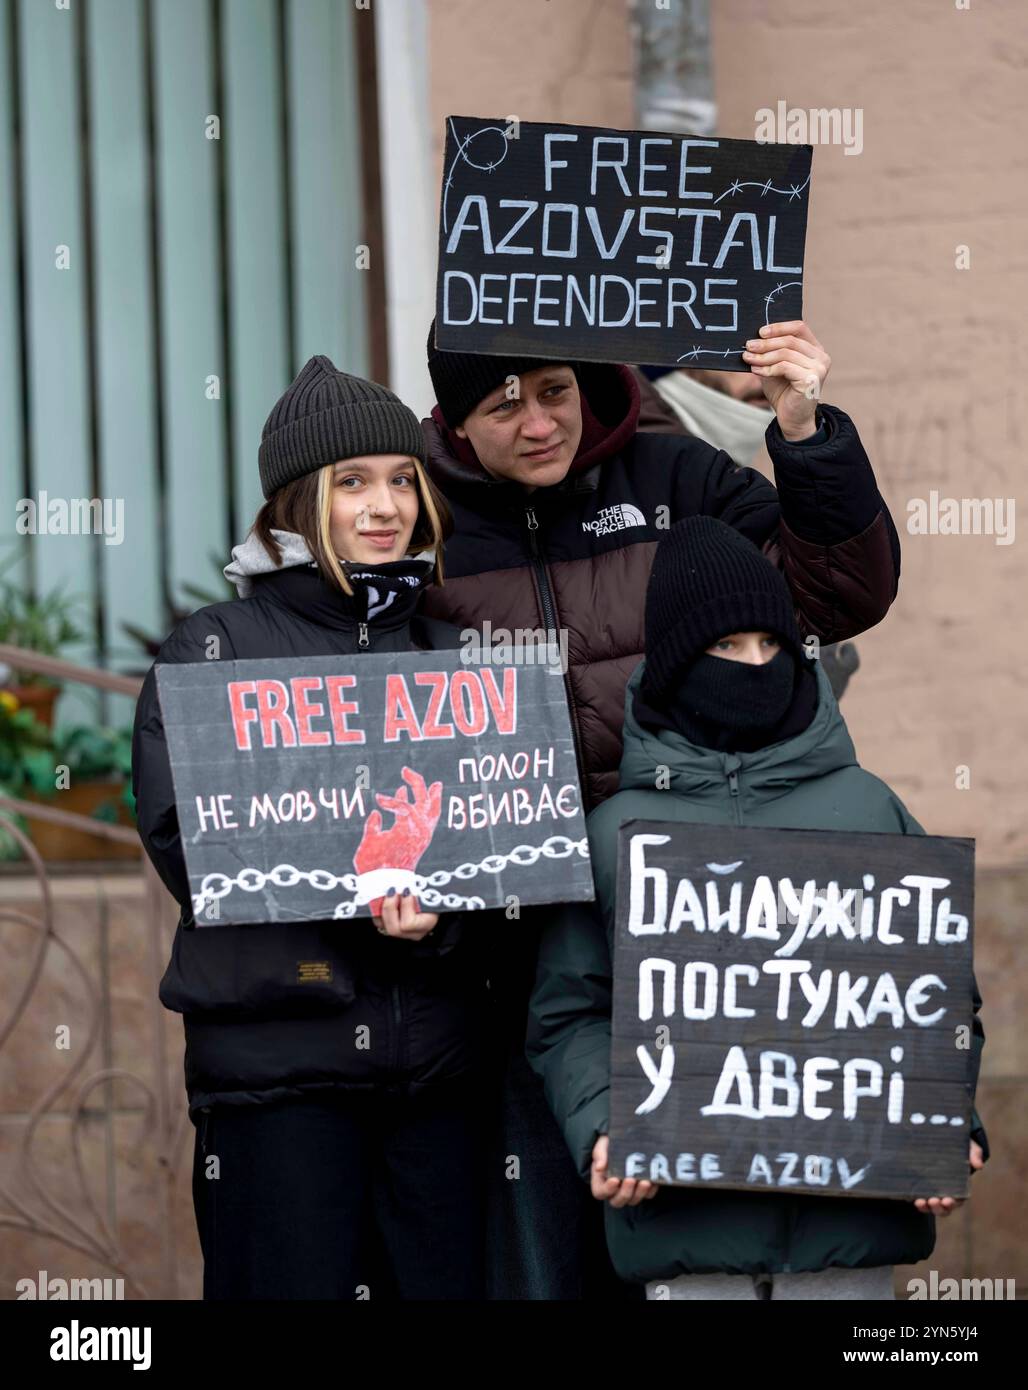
[633,361,777,464]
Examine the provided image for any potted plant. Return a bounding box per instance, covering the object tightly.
[0,550,86,728]
[0,690,55,859]
[0,695,139,862]
[23,723,139,862]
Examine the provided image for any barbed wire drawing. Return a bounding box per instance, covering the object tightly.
[442,120,511,234]
[675,280,804,364]
[714,172,811,205]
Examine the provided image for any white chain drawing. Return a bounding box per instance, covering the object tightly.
[191,834,590,919]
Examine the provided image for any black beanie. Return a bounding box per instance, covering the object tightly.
[258,355,427,499]
[643,516,804,695]
[426,320,571,428]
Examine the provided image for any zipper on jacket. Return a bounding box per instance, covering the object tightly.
[524,508,587,789]
[727,767,743,826]
[358,621,369,648]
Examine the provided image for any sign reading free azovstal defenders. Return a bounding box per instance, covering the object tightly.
[608,822,977,1201]
[435,115,812,369]
[155,650,594,925]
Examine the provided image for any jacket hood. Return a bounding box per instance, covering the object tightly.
[423,361,641,493]
[618,658,858,800]
[223,528,316,598]
[223,528,432,632]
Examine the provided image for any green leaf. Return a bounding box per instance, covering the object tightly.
[0,788,27,860]
[22,748,58,792]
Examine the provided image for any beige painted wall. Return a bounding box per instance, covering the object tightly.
[427,0,1026,868]
[711,0,1025,868]
[427,0,635,162]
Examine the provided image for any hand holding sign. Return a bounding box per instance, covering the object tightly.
[373,886,439,943]
[912,1139,986,1217]
[742,319,831,440]
[591,1135,659,1209]
[355,766,443,915]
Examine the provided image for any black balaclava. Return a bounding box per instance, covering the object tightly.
[636,516,819,752]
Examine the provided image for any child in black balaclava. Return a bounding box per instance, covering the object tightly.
[528,515,989,1303]
[634,513,819,753]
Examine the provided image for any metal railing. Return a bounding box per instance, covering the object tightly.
[0,643,193,1300]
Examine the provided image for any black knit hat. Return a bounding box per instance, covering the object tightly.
[643,516,804,694]
[258,355,427,499]
[426,320,573,428]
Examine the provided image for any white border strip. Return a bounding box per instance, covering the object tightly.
[374,0,437,415]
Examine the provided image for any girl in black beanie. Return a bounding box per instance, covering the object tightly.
[132,357,494,1300]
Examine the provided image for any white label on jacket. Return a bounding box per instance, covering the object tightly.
[582,502,646,535]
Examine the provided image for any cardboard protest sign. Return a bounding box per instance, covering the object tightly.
[435,115,811,370]
[608,821,976,1200]
[154,651,593,924]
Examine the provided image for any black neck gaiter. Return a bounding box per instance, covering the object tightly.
[636,650,819,753]
[256,558,430,630]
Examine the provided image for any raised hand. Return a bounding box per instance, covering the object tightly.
[741,319,831,441]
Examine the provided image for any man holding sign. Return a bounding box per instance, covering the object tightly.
[426,119,900,809]
[527,518,988,1300]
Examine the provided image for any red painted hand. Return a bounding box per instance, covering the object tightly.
[353,767,443,915]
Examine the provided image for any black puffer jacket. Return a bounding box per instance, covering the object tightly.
[131,556,494,1116]
[422,364,902,809]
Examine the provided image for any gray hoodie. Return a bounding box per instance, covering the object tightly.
[222,528,316,599]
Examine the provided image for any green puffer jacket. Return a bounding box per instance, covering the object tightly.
[527,660,988,1282]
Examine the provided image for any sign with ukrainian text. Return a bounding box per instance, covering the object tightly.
[155,651,593,925]
[608,821,976,1200]
[435,115,812,369]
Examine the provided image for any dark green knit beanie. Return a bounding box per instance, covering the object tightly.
[258,355,427,499]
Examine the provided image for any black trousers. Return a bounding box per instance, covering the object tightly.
[484,1044,644,1301]
[191,1086,486,1300]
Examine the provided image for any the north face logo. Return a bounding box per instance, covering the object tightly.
[582,503,647,536]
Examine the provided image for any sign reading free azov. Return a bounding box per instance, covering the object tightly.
[608,822,976,1201]
[155,651,593,924]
